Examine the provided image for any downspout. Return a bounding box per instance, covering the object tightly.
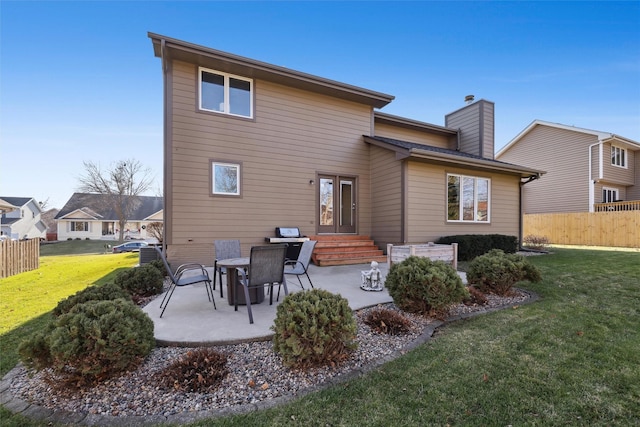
[519,174,540,249]
[588,141,603,212]
[160,39,169,253]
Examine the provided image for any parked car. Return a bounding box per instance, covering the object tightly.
[112,241,149,253]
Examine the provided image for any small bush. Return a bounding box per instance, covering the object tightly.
[363,308,412,335]
[157,348,228,392]
[463,286,488,306]
[272,289,358,369]
[19,299,155,386]
[467,249,542,296]
[523,234,550,251]
[52,282,131,317]
[114,264,164,298]
[385,256,468,317]
[148,258,168,277]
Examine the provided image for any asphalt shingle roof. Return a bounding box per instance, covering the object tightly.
[55,193,163,221]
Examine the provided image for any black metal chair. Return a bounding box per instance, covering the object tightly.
[284,240,317,289]
[155,246,215,318]
[236,244,288,324]
[213,239,241,298]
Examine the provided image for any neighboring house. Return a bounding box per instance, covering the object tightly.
[0,197,47,240]
[496,120,640,213]
[148,33,544,265]
[41,208,60,241]
[55,193,163,241]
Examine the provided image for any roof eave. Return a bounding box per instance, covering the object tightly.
[149,33,395,109]
[374,112,458,136]
[410,148,546,178]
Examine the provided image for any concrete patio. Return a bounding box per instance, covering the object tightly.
[142,263,398,346]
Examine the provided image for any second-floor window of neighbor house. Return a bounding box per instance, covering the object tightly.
[71,221,89,232]
[611,146,627,168]
[212,161,240,196]
[199,67,253,118]
[447,174,490,222]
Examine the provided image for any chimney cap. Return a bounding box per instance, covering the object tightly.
[464,95,475,104]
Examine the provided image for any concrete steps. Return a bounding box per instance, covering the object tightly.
[309,235,387,266]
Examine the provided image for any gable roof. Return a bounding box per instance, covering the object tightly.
[148,33,395,109]
[364,135,545,179]
[0,198,18,213]
[0,197,33,208]
[497,120,640,158]
[55,193,163,221]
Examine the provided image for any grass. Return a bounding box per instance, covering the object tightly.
[1,247,639,426]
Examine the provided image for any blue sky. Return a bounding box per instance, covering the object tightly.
[1,1,639,209]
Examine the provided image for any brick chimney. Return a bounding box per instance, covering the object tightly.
[445,97,495,159]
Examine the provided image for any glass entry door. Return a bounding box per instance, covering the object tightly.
[318,175,356,234]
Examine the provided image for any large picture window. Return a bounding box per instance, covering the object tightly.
[199,67,253,118]
[70,221,89,232]
[447,174,490,222]
[611,145,627,168]
[212,161,241,196]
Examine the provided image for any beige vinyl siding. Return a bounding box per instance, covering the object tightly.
[374,122,453,149]
[602,142,635,185]
[498,125,595,213]
[628,153,640,200]
[405,162,520,243]
[445,100,495,159]
[482,106,495,159]
[167,60,373,265]
[370,145,403,249]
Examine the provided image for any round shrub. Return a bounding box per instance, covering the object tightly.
[148,258,168,277]
[20,299,155,385]
[272,289,358,369]
[467,249,542,296]
[53,282,131,317]
[157,348,228,392]
[385,256,468,317]
[114,264,164,298]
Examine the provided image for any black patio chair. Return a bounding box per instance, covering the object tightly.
[236,244,288,324]
[284,240,317,289]
[213,239,241,298]
[155,246,216,318]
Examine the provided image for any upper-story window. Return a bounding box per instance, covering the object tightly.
[447,174,490,222]
[199,67,253,118]
[611,145,627,168]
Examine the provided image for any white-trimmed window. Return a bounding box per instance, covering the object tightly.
[447,174,490,222]
[70,221,89,232]
[602,187,619,203]
[212,161,241,196]
[611,146,627,168]
[199,67,253,118]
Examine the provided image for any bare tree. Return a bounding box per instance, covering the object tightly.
[77,159,154,242]
[146,221,164,243]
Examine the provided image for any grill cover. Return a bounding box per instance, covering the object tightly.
[275,227,301,238]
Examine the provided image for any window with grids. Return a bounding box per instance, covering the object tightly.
[447,174,490,222]
[199,67,253,118]
[70,221,89,232]
[602,188,619,203]
[611,145,627,168]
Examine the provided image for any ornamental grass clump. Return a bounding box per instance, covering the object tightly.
[364,308,412,335]
[467,249,542,296]
[385,256,468,318]
[272,289,358,369]
[157,348,228,392]
[18,299,155,386]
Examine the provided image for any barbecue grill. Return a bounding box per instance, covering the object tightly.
[265,227,310,260]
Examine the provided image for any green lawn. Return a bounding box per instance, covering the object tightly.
[1,247,639,426]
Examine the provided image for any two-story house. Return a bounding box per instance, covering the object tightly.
[0,197,47,240]
[149,33,544,266]
[496,120,640,213]
[55,193,163,241]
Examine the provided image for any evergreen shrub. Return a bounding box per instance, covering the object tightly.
[272,289,358,369]
[114,264,164,298]
[52,282,131,317]
[467,249,542,295]
[19,299,155,385]
[435,234,518,260]
[385,256,468,317]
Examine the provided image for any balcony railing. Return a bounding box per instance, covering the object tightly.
[594,200,640,212]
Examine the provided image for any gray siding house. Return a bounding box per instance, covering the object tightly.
[496,120,640,214]
[149,33,543,266]
[0,197,47,240]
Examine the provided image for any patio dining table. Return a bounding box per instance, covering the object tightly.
[216,257,265,306]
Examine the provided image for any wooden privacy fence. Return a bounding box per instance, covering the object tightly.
[524,211,640,248]
[0,238,40,279]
